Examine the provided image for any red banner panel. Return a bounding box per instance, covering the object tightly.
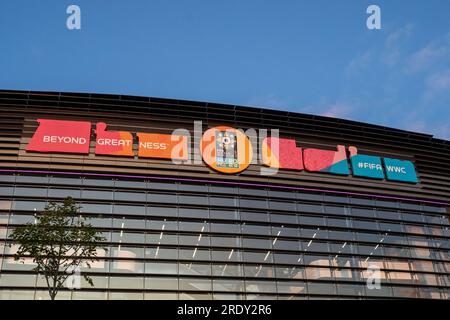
[26,119,91,154]
[95,122,133,156]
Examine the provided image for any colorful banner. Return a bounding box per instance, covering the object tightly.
[384,158,418,183]
[26,119,91,154]
[95,123,133,156]
[200,126,253,174]
[303,145,349,175]
[349,146,384,179]
[262,137,303,170]
[137,133,188,160]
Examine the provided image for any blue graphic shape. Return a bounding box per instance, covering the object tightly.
[384,158,418,183]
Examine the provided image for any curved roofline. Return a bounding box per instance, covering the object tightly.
[0,88,448,144]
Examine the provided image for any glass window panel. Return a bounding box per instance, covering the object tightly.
[392,286,419,298]
[111,246,144,259]
[178,278,212,292]
[350,207,375,218]
[179,263,211,276]
[209,197,237,207]
[83,178,114,187]
[243,251,273,263]
[242,237,272,249]
[110,259,144,274]
[375,199,399,209]
[298,215,325,226]
[146,233,178,245]
[145,276,178,290]
[308,282,336,295]
[376,210,400,220]
[209,185,238,195]
[109,292,144,300]
[14,187,47,197]
[271,225,299,237]
[49,176,82,186]
[306,266,333,279]
[210,209,239,220]
[80,203,112,214]
[210,222,241,234]
[48,188,81,198]
[297,193,323,202]
[178,207,209,219]
[213,279,245,292]
[179,234,210,247]
[269,201,296,211]
[298,203,323,213]
[324,195,349,204]
[12,200,46,211]
[113,217,145,229]
[327,217,352,228]
[0,274,37,287]
[113,204,145,215]
[212,264,243,277]
[270,213,297,224]
[115,179,147,189]
[179,221,209,233]
[244,265,274,278]
[324,205,348,215]
[272,239,300,251]
[148,182,177,191]
[327,230,355,241]
[81,190,112,200]
[0,200,12,211]
[336,283,366,296]
[147,206,177,217]
[178,184,208,193]
[401,212,424,223]
[240,211,269,222]
[0,174,15,182]
[239,198,267,209]
[211,236,241,248]
[245,280,277,293]
[111,231,145,244]
[211,249,242,262]
[0,290,35,300]
[145,262,178,274]
[72,290,108,300]
[302,240,329,253]
[355,232,381,243]
[8,213,35,225]
[109,276,144,289]
[179,248,210,261]
[147,193,177,204]
[383,246,410,258]
[275,266,305,279]
[179,292,212,300]
[147,219,178,231]
[353,219,379,230]
[114,191,146,202]
[303,255,331,267]
[268,190,296,199]
[178,195,208,206]
[146,247,178,260]
[241,224,270,236]
[239,188,267,197]
[274,253,302,265]
[277,281,307,294]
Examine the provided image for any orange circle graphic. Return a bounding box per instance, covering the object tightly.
[200,126,253,174]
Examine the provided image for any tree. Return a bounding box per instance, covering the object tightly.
[9,197,107,300]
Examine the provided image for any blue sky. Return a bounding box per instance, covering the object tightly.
[1,1,449,139]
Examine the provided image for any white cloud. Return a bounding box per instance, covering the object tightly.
[425,68,450,99]
[381,24,413,66]
[405,32,450,73]
[320,103,354,119]
[345,50,373,76]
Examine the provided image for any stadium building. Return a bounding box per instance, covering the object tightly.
[0,89,448,300]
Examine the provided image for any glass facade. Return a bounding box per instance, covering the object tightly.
[0,173,449,300]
